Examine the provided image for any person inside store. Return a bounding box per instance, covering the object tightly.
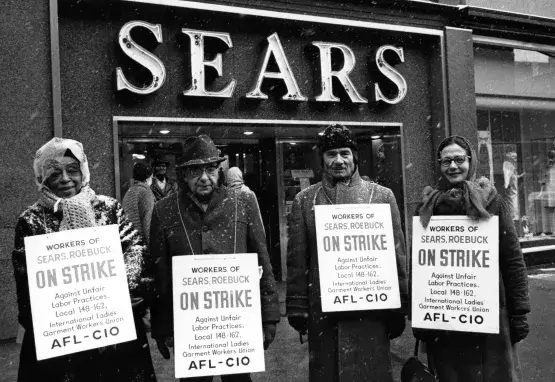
[122,162,155,245]
[12,137,156,381]
[149,135,280,382]
[151,157,179,201]
[503,151,525,236]
[286,124,408,381]
[414,135,530,381]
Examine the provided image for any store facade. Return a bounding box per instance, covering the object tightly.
[55,0,468,282]
[3,0,553,340]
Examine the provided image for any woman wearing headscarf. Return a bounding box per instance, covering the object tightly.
[413,135,530,381]
[12,137,156,381]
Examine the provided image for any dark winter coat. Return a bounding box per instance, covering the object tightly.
[151,176,179,202]
[149,187,280,340]
[416,194,530,382]
[286,170,408,382]
[12,196,156,382]
[122,181,156,244]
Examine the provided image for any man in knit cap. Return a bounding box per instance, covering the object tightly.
[286,124,408,381]
[122,162,155,244]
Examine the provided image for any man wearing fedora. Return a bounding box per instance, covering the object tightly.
[149,135,280,382]
[286,124,408,381]
[151,156,179,201]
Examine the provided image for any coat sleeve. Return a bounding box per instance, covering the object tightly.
[286,193,310,318]
[149,205,174,339]
[12,215,35,332]
[138,188,155,244]
[115,200,153,312]
[497,197,530,316]
[387,188,409,314]
[245,191,280,324]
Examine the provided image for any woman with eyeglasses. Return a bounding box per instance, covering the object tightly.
[412,135,530,381]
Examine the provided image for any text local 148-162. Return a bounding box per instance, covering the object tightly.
[315,204,401,312]
[24,225,137,360]
[411,216,499,334]
[172,254,265,379]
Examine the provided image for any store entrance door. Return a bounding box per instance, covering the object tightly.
[218,139,282,280]
[276,140,322,281]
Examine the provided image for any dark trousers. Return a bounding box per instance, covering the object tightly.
[180,373,251,382]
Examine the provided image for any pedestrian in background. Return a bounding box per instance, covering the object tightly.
[149,135,280,382]
[151,157,179,201]
[225,166,251,192]
[12,137,156,381]
[286,124,408,381]
[123,162,155,244]
[414,135,530,381]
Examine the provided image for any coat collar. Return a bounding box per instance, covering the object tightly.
[321,169,361,203]
[322,169,361,188]
[182,186,227,213]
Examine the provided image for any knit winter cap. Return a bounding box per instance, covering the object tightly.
[318,124,358,154]
[33,137,90,189]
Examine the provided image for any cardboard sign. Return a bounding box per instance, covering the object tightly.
[411,216,499,334]
[24,225,136,360]
[172,253,264,378]
[315,204,401,312]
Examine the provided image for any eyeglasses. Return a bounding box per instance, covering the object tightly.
[48,165,81,181]
[188,166,219,177]
[438,155,470,167]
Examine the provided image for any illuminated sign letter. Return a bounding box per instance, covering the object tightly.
[312,42,367,104]
[116,21,165,95]
[246,33,306,101]
[374,45,407,105]
[182,29,236,98]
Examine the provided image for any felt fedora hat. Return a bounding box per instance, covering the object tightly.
[151,155,171,167]
[178,135,226,168]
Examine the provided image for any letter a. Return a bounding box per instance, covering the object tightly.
[246,33,306,101]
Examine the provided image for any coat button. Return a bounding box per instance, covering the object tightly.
[202,226,208,232]
[203,249,210,254]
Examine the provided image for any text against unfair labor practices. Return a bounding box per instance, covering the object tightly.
[172,254,264,379]
[315,204,401,312]
[24,225,137,360]
[412,216,499,334]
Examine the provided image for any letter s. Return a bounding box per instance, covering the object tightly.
[373,45,407,104]
[116,21,166,94]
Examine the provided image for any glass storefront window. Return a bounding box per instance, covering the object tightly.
[116,120,404,280]
[474,42,555,247]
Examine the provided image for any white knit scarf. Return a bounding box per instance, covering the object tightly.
[39,185,98,231]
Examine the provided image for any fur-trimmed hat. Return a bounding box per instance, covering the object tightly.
[178,135,226,168]
[318,124,358,153]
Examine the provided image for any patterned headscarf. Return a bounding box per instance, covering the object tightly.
[34,137,91,188]
[34,137,97,230]
[418,135,497,228]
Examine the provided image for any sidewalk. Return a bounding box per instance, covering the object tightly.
[0,282,412,381]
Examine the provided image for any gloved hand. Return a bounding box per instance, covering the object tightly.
[155,336,173,359]
[263,324,277,350]
[387,312,406,340]
[412,328,443,343]
[288,315,308,335]
[510,315,529,344]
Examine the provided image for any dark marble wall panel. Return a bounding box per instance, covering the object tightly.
[0,1,52,339]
